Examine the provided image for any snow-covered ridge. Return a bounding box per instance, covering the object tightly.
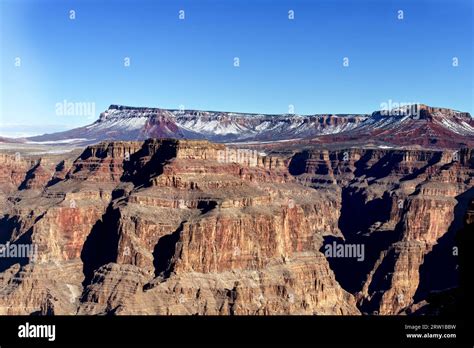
[23,104,473,147]
[96,105,369,138]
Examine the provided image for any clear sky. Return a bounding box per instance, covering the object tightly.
[0,0,472,136]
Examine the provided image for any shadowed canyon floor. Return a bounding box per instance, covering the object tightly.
[0,139,472,315]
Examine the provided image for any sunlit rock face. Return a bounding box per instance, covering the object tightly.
[0,139,472,315]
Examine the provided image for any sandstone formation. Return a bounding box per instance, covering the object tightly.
[0,139,472,315]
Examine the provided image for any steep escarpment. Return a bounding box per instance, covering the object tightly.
[0,139,471,315]
[76,140,354,314]
[292,147,473,314]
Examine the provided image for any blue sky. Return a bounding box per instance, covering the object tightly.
[0,0,472,136]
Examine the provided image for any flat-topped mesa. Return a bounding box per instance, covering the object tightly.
[105,104,367,117]
[68,141,143,182]
[174,139,225,160]
[77,138,283,165]
[372,103,472,120]
[291,148,453,173]
[80,141,143,159]
[26,102,474,148]
[108,104,159,111]
[417,104,472,118]
[104,103,472,122]
[69,140,474,185]
[97,104,369,140]
[68,139,261,183]
[138,138,226,162]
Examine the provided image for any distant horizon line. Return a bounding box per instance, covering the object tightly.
[105,102,471,118]
[1,101,472,139]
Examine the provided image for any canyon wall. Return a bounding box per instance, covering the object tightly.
[0,140,471,315]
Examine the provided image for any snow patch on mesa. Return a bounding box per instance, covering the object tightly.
[438,118,474,135]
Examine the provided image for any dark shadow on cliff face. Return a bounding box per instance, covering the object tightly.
[411,288,459,316]
[365,153,404,180]
[320,184,400,299]
[81,205,120,286]
[338,189,393,237]
[0,226,34,273]
[412,231,458,303]
[153,223,184,278]
[0,215,18,244]
[455,198,474,320]
[197,200,217,214]
[353,151,404,179]
[121,140,178,186]
[411,195,474,316]
[288,151,311,175]
[45,161,66,188]
[18,162,41,190]
[352,150,374,177]
[414,187,474,304]
[320,229,398,295]
[0,211,45,273]
[400,152,442,182]
[359,247,398,313]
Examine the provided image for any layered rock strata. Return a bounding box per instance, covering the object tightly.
[0,139,472,315]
